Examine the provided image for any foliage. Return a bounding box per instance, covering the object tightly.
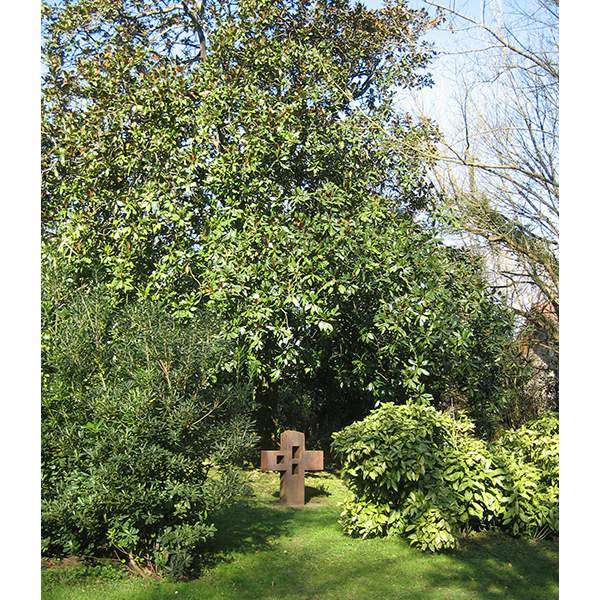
[332,403,558,551]
[493,413,559,538]
[428,0,559,392]
[42,0,435,299]
[203,205,527,442]
[42,260,257,579]
[42,0,528,444]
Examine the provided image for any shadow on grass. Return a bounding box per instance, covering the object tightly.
[43,531,558,600]
[175,477,557,599]
[204,499,295,565]
[306,484,332,502]
[270,484,331,502]
[218,531,558,600]
[424,533,559,600]
[41,471,558,600]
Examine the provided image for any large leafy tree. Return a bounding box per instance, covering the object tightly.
[43,0,524,439]
[43,0,434,290]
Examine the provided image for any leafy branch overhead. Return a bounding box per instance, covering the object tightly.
[42,0,528,439]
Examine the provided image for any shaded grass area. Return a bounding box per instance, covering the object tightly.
[42,470,558,599]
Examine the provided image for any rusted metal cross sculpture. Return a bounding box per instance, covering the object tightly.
[261,430,324,507]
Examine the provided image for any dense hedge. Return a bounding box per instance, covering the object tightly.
[42,270,257,579]
[331,403,558,551]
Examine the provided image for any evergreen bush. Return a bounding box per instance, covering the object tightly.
[332,403,558,551]
[42,266,257,579]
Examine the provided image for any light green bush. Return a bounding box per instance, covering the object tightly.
[332,403,558,551]
[494,413,559,537]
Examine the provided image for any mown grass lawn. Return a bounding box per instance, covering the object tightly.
[42,470,558,599]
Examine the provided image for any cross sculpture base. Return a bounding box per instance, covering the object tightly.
[261,430,324,507]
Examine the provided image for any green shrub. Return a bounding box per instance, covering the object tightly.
[494,413,559,537]
[42,269,257,579]
[332,403,558,551]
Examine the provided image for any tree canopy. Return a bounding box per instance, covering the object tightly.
[42,0,528,440]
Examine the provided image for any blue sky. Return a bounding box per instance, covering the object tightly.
[361,1,491,130]
[362,0,548,131]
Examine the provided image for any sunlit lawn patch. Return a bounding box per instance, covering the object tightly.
[42,471,558,600]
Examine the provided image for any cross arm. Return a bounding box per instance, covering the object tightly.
[303,450,324,471]
[261,450,288,471]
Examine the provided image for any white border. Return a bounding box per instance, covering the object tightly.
[1,1,41,598]
[560,0,600,596]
